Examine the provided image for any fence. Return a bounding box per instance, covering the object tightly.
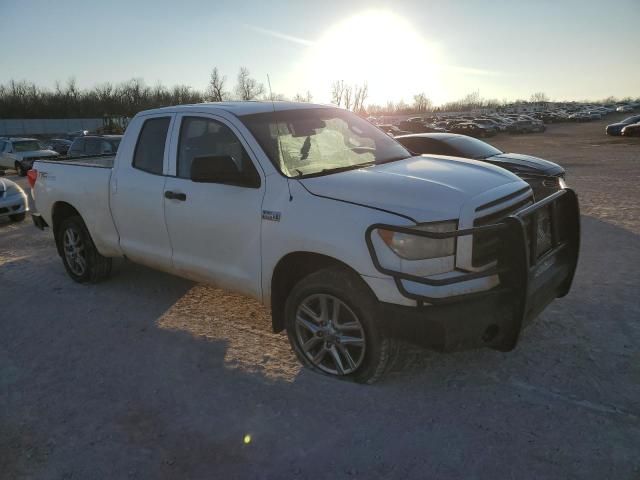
[0,118,104,137]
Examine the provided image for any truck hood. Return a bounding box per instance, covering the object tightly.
[485,153,564,176]
[15,150,59,160]
[299,155,526,222]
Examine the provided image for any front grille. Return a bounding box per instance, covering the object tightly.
[472,195,533,267]
[518,175,561,201]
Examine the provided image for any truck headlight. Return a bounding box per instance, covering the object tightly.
[377,221,457,260]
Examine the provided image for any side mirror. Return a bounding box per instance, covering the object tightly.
[190,155,259,188]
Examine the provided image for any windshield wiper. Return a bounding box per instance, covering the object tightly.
[350,146,376,154]
[295,162,375,179]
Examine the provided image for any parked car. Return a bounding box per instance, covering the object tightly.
[68,135,122,157]
[0,137,60,176]
[395,133,566,200]
[616,105,633,113]
[482,118,507,131]
[519,116,546,131]
[0,177,28,222]
[46,138,73,155]
[397,120,444,134]
[448,122,496,138]
[509,119,546,133]
[30,102,579,383]
[568,112,591,122]
[621,123,640,137]
[377,124,411,137]
[606,115,640,136]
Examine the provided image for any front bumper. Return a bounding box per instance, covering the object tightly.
[0,193,28,218]
[367,189,580,351]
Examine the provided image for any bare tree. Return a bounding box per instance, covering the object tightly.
[65,77,79,102]
[530,92,549,103]
[235,67,264,101]
[353,82,369,113]
[331,80,345,106]
[343,85,353,110]
[268,92,288,101]
[206,67,227,102]
[293,91,313,102]
[412,92,432,113]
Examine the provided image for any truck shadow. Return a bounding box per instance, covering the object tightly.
[3,215,639,478]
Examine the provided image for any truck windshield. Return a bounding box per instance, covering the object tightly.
[241,108,412,177]
[13,141,41,152]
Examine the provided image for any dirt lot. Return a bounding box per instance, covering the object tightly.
[1,115,639,479]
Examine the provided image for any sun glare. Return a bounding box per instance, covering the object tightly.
[301,10,444,105]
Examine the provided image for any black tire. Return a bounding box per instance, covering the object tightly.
[15,162,26,177]
[9,212,26,222]
[284,267,398,384]
[56,215,112,283]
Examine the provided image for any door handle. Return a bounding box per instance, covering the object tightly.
[164,191,187,201]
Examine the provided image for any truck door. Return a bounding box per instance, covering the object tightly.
[110,114,175,271]
[163,114,265,299]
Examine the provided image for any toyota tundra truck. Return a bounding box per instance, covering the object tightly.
[30,102,580,383]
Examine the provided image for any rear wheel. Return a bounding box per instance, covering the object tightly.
[284,267,397,384]
[56,215,112,283]
[9,213,26,222]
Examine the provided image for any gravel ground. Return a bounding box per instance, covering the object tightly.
[1,115,639,479]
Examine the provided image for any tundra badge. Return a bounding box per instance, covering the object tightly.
[262,210,281,222]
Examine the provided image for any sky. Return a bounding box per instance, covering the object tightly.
[0,0,638,106]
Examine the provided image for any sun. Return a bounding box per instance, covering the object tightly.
[299,10,445,106]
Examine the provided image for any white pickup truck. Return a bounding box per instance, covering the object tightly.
[30,102,580,383]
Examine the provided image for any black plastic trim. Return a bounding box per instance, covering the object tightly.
[476,186,531,212]
[365,188,580,304]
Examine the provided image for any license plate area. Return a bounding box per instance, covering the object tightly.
[523,203,560,265]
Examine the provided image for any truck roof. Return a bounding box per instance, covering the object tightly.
[140,101,332,117]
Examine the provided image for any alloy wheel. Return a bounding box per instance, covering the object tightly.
[295,294,366,375]
[63,226,87,276]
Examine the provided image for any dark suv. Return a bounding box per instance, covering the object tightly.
[68,135,122,157]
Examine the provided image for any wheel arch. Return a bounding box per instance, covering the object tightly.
[270,251,371,333]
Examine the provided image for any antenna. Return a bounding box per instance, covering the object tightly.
[267,74,293,201]
[267,74,274,103]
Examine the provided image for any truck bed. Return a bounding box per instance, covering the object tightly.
[32,155,122,257]
[36,154,115,169]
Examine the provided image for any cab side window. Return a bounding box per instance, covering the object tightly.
[177,116,259,186]
[133,117,170,175]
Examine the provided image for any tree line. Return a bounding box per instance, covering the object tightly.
[0,66,635,119]
[0,66,310,119]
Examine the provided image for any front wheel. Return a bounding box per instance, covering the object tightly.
[9,213,26,222]
[56,215,112,283]
[284,267,397,384]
